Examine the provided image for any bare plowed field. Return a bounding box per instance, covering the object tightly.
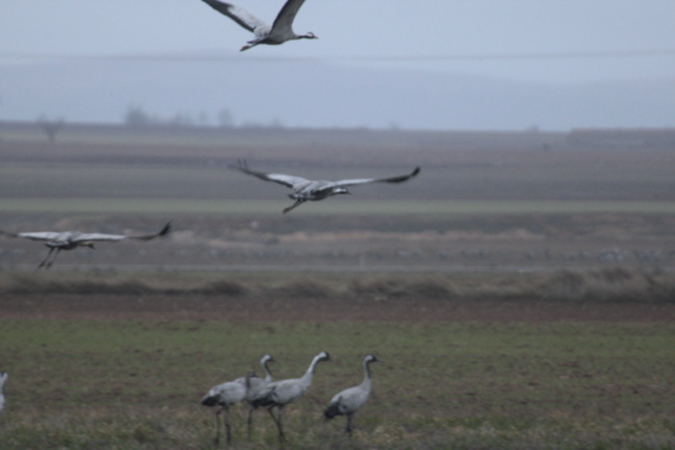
[2,293,675,322]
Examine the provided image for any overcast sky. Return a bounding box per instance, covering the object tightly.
[2,0,675,83]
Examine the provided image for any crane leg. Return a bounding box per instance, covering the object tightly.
[45,248,62,269]
[214,408,223,444]
[38,248,55,268]
[346,414,353,439]
[247,406,254,440]
[224,406,232,446]
[268,406,286,444]
[282,200,305,214]
[240,42,260,52]
[267,406,279,427]
[277,406,286,443]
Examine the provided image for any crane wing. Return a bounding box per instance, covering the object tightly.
[271,0,308,33]
[229,162,309,189]
[73,223,171,243]
[125,222,172,241]
[1,231,63,242]
[73,233,128,242]
[201,0,269,32]
[324,166,421,189]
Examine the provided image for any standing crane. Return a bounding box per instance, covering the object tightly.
[201,0,318,51]
[229,160,421,214]
[201,376,249,446]
[324,355,379,438]
[233,354,276,439]
[0,372,7,413]
[0,222,171,268]
[251,351,330,443]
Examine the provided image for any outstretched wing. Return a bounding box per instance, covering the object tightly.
[126,222,172,241]
[201,0,269,32]
[229,161,310,190]
[0,230,63,242]
[325,166,421,190]
[74,223,172,243]
[271,0,307,33]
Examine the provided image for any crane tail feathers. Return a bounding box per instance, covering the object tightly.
[201,395,219,407]
[323,402,341,420]
[250,396,272,409]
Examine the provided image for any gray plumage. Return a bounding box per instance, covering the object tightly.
[0,222,171,268]
[324,354,379,437]
[229,160,421,214]
[0,372,7,413]
[233,354,276,439]
[201,377,249,445]
[251,351,330,443]
[201,0,318,51]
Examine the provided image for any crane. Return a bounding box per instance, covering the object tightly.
[233,354,276,439]
[324,354,379,438]
[201,0,317,51]
[201,376,249,445]
[251,351,330,443]
[0,372,7,413]
[229,160,421,214]
[0,222,171,268]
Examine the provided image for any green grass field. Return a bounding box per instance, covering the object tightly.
[1,320,674,449]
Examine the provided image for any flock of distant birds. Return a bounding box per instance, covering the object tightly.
[0,0,418,445]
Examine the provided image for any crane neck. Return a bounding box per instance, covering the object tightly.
[307,355,321,375]
[262,360,273,383]
[363,359,373,384]
[304,353,327,380]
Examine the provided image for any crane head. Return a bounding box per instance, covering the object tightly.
[262,354,277,365]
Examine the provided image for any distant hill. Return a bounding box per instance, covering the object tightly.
[1,56,674,130]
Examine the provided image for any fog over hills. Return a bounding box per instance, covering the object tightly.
[2,57,674,130]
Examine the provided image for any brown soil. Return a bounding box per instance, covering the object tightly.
[1,293,674,323]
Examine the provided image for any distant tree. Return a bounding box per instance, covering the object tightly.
[269,116,284,129]
[38,115,65,143]
[197,111,210,127]
[167,111,194,128]
[241,120,263,129]
[124,105,152,128]
[217,108,235,128]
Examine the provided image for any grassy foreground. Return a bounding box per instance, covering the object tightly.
[0,320,674,449]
